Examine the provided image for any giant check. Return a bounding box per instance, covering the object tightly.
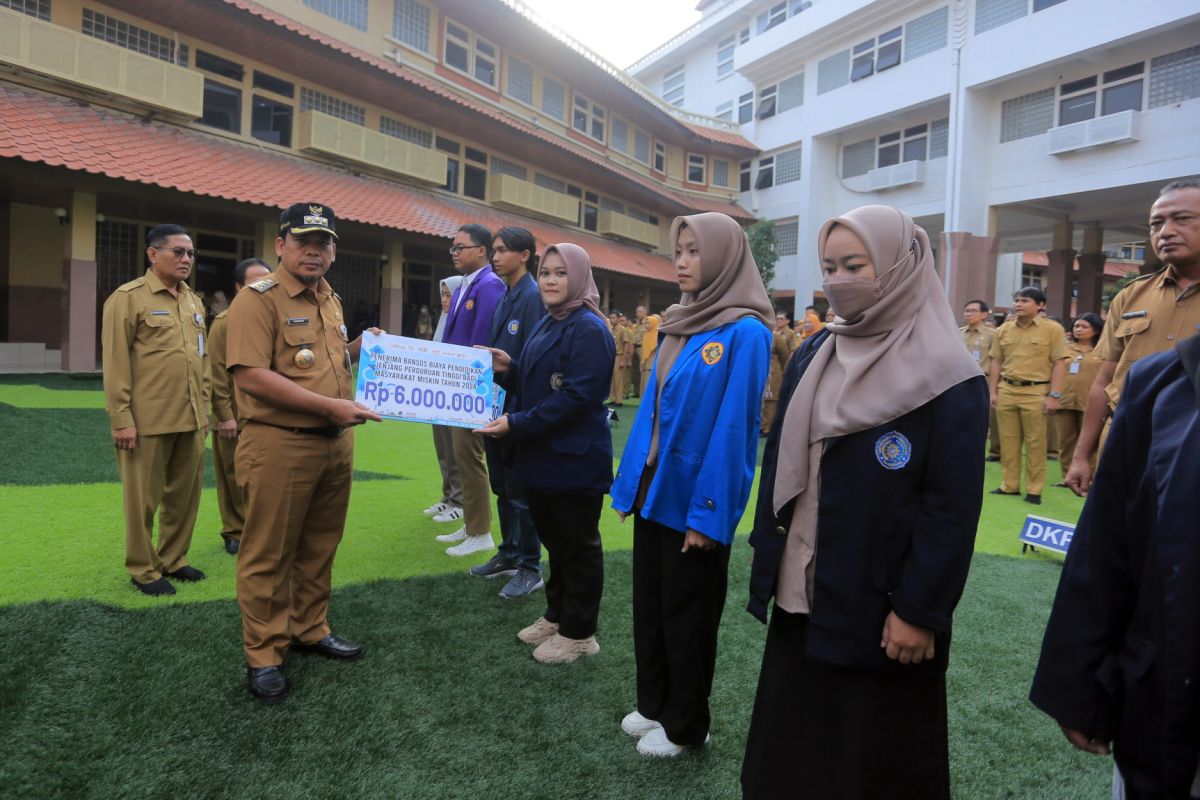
[355,332,504,429]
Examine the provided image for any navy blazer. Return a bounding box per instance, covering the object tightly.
[502,307,615,495]
[1030,337,1200,798]
[488,274,545,414]
[747,330,989,674]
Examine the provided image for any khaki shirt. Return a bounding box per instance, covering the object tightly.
[1095,265,1200,410]
[225,266,352,429]
[989,316,1069,383]
[960,323,996,375]
[102,270,210,434]
[1060,341,1104,411]
[766,330,790,396]
[208,310,237,424]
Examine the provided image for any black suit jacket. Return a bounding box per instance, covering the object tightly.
[747,330,989,674]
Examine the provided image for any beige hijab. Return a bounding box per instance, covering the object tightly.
[772,205,982,514]
[542,243,603,321]
[656,212,774,382]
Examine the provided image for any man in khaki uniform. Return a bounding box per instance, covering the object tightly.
[961,299,1001,461]
[1065,178,1200,496]
[103,224,210,597]
[208,257,272,555]
[760,312,793,436]
[631,306,648,398]
[988,287,1069,504]
[609,312,634,405]
[226,203,381,703]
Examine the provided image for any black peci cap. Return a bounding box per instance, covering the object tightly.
[279,202,338,239]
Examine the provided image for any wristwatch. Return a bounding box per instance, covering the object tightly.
[1048,391,1063,399]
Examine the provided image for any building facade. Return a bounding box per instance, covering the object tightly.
[0,0,757,371]
[631,0,1200,318]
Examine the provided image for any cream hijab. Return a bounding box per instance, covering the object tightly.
[541,243,604,321]
[772,205,982,514]
[656,212,774,381]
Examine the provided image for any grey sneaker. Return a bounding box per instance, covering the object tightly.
[470,554,519,579]
[499,568,544,599]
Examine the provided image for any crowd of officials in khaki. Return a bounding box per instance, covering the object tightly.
[102,182,1198,775]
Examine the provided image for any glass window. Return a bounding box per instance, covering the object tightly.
[465,146,487,164]
[717,36,735,79]
[687,153,706,184]
[201,80,241,133]
[715,101,733,121]
[83,11,179,64]
[611,117,629,154]
[1148,46,1200,109]
[757,85,777,120]
[444,22,470,73]
[1,0,49,21]
[1102,80,1143,115]
[739,27,750,45]
[583,203,598,231]
[473,37,497,87]
[905,7,948,62]
[380,116,433,148]
[755,157,775,189]
[196,50,244,82]
[303,0,368,32]
[1000,87,1054,142]
[634,129,651,163]
[775,147,802,184]
[463,164,486,199]
[507,56,534,105]
[817,49,850,94]
[778,73,804,113]
[1059,93,1096,125]
[542,77,565,121]
[443,159,459,193]
[253,71,294,97]
[654,142,667,173]
[842,138,875,178]
[490,156,527,180]
[251,96,292,146]
[740,160,752,192]
[738,92,754,124]
[663,65,685,107]
[392,0,431,52]
[300,88,366,125]
[712,159,730,187]
[573,95,606,143]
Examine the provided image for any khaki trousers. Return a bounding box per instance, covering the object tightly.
[116,429,204,584]
[996,383,1050,495]
[212,429,245,542]
[236,422,354,668]
[450,425,492,536]
[431,424,464,507]
[610,363,628,403]
[640,366,652,398]
[761,393,778,435]
[1054,410,1097,478]
[987,408,1001,457]
[631,347,642,397]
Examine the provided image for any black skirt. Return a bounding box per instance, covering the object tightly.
[741,609,950,800]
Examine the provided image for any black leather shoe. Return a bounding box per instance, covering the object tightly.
[1024,494,1042,505]
[224,539,240,555]
[290,633,364,661]
[985,456,1001,462]
[165,565,206,581]
[246,666,287,703]
[131,577,175,596]
[990,488,1020,496]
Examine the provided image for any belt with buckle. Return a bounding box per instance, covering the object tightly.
[249,420,343,438]
[1002,377,1050,387]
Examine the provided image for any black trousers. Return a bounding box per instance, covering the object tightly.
[632,514,731,746]
[526,489,604,640]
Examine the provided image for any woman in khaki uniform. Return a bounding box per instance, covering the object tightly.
[1053,313,1104,485]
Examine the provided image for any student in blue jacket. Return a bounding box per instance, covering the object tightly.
[610,212,773,757]
[475,243,615,665]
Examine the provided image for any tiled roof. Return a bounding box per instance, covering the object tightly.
[1021,252,1143,278]
[0,83,678,283]
[216,0,756,217]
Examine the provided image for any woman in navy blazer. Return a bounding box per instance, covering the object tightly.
[610,212,773,757]
[476,243,614,665]
[740,206,988,799]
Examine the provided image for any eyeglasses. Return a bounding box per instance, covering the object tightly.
[154,246,195,260]
[448,244,485,255]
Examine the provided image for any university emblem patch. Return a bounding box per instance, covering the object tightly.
[507,320,520,335]
[549,372,564,391]
[874,431,912,470]
[466,299,475,311]
[701,342,724,365]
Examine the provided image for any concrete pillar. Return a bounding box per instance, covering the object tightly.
[940,232,998,317]
[61,192,97,371]
[1044,221,1075,323]
[1075,223,1106,316]
[602,275,611,312]
[254,220,278,265]
[380,240,404,334]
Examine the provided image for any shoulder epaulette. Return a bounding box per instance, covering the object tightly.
[214,309,229,320]
[249,278,277,293]
[1126,269,1160,284]
[116,277,145,293]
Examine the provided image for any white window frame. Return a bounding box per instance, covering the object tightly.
[653,141,667,173]
[541,76,566,121]
[573,93,607,143]
[443,19,498,89]
[687,153,707,184]
[756,1,787,33]
[737,91,754,124]
[757,84,777,120]
[712,158,730,188]
[738,27,750,45]
[876,123,929,168]
[634,128,651,164]
[717,36,735,79]
[851,26,902,83]
[739,160,752,191]
[1056,62,1145,126]
[715,100,733,121]
[390,0,431,54]
[755,156,775,189]
[611,116,630,154]
[505,55,535,107]
[663,65,686,107]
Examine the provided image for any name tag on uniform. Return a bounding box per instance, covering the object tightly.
[1069,361,1080,374]
[971,349,980,362]
[1121,310,1148,319]
[150,310,170,316]
[193,312,204,327]
[198,333,206,357]
[287,317,310,326]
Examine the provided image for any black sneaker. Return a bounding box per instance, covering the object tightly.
[469,554,519,579]
[499,568,544,600]
[165,565,206,581]
[131,577,175,596]
[224,539,240,555]
[1024,494,1042,505]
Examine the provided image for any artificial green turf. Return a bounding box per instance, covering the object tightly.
[0,375,1103,798]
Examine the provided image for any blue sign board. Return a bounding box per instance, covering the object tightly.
[1018,515,1076,555]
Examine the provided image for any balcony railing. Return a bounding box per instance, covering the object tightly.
[0,7,202,118]
[486,173,580,224]
[297,110,447,185]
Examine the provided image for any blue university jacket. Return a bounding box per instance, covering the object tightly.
[610,317,771,545]
[489,273,545,414]
[503,307,615,495]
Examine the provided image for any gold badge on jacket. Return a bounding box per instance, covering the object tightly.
[294,348,316,369]
[701,342,724,365]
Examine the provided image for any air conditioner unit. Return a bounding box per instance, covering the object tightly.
[1047,110,1139,155]
[866,159,925,191]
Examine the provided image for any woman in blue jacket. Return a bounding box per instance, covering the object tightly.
[611,212,773,757]
[740,206,987,799]
[476,243,615,665]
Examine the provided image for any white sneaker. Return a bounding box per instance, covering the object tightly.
[432,506,465,523]
[532,633,599,664]
[635,726,710,757]
[435,526,467,543]
[621,710,661,738]
[517,617,559,645]
[423,501,451,517]
[445,533,494,557]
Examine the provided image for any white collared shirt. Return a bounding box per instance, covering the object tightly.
[453,265,487,314]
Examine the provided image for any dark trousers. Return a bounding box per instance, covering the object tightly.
[484,440,541,571]
[632,514,731,746]
[526,489,603,639]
